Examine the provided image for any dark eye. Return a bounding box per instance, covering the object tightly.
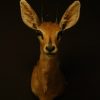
[36,30,43,39]
[57,31,63,40]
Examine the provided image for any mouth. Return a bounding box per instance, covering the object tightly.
[46,52,56,56]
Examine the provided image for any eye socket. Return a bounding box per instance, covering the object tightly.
[36,30,43,39]
[57,31,63,40]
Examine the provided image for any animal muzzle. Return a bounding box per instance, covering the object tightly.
[44,44,58,55]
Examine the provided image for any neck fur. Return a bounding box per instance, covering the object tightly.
[37,51,59,93]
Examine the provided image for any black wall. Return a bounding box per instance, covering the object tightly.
[0,0,99,100]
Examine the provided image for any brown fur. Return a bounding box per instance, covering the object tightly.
[31,22,66,100]
[20,0,80,100]
[31,50,66,100]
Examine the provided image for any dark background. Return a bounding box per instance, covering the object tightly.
[0,0,99,100]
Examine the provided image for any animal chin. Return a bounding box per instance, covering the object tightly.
[46,52,56,57]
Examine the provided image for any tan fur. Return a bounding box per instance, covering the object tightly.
[20,0,81,100]
[31,51,65,99]
[31,22,65,99]
[37,22,61,54]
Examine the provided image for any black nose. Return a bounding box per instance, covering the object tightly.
[46,46,55,52]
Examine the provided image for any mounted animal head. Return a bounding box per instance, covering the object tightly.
[20,0,81,56]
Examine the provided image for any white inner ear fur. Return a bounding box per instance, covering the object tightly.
[20,0,40,29]
[59,1,81,30]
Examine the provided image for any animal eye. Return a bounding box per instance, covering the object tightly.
[36,30,43,39]
[57,31,63,40]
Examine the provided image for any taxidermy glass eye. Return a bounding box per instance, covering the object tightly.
[36,30,44,39]
[57,31,63,40]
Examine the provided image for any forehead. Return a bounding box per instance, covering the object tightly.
[38,22,61,35]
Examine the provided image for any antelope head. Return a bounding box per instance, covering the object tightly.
[20,0,80,57]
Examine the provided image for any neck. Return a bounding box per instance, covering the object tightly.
[38,51,59,69]
[35,50,60,93]
[38,51,59,83]
[37,50,60,76]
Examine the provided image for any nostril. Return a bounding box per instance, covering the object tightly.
[46,46,55,52]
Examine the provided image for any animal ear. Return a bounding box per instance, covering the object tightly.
[59,1,81,30]
[20,0,40,29]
